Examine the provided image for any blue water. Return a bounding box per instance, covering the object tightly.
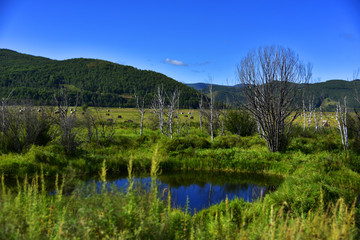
[77,171,280,212]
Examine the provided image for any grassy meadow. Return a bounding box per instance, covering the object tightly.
[0,107,359,239]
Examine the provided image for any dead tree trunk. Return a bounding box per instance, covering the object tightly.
[209,84,214,141]
[237,46,312,152]
[166,88,180,139]
[152,85,166,135]
[135,90,147,136]
[54,88,80,155]
[336,96,348,150]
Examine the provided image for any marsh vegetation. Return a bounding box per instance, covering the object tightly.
[0,104,359,239]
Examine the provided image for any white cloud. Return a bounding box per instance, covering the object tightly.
[165,58,188,66]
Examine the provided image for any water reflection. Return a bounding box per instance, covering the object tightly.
[80,170,281,212]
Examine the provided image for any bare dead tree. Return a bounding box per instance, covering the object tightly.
[134,90,147,136]
[54,88,80,154]
[152,85,166,135]
[166,88,180,139]
[208,84,215,141]
[237,46,312,152]
[82,107,98,143]
[84,105,114,145]
[202,83,220,141]
[336,96,348,150]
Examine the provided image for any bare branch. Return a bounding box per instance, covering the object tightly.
[237,46,311,152]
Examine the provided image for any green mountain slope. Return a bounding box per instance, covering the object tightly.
[185,83,246,105]
[0,49,201,107]
[187,80,360,111]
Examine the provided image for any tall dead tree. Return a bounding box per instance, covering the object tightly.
[82,107,98,143]
[152,85,166,135]
[135,90,147,136]
[54,88,80,154]
[237,46,312,152]
[336,96,348,150]
[166,88,180,139]
[209,84,215,141]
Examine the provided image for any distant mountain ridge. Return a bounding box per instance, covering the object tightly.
[1,49,359,110]
[186,80,360,111]
[0,49,201,107]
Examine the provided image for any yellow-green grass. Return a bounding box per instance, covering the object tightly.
[80,107,202,125]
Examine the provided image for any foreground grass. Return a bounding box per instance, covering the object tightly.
[0,161,358,240]
[0,108,359,238]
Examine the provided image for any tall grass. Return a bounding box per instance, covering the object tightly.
[0,150,358,239]
[0,108,360,238]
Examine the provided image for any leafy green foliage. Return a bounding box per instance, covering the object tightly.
[0,106,359,238]
[224,109,256,136]
[0,49,201,107]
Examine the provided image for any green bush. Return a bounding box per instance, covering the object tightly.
[165,136,211,153]
[224,110,256,137]
[212,135,239,149]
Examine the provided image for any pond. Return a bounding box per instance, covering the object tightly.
[79,170,282,213]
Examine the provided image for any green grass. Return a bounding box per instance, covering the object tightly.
[0,107,359,239]
[0,157,358,239]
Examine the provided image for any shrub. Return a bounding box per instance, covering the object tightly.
[212,135,239,149]
[0,106,53,153]
[224,110,256,137]
[192,137,211,149]
[134,135,149,147]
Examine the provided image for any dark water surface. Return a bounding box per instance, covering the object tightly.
[81,170,282,212]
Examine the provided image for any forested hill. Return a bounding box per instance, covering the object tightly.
[187,80,360,111]
[0,49,200,107]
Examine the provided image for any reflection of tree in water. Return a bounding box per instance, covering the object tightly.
[156,174,281,211]
[158,170,283,188]
[85,170,281,212]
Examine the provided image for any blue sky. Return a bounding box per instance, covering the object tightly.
[0,0,359,85]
